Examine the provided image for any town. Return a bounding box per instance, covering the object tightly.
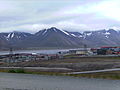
[0,46,120,65]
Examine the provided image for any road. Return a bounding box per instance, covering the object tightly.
[67,68,120,74]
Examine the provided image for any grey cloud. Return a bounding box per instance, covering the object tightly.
[0,0,120,33]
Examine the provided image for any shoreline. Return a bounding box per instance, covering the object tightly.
[0,47,81,52]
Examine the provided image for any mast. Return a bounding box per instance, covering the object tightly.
[84,44,87,54]
[9,47,13,64]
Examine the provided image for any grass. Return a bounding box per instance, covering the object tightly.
[0,69,8,72]
[7,69,65,76]
[8,69,25,73]
[25,71,64,76]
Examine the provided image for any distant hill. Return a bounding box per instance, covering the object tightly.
[0,27,120,49]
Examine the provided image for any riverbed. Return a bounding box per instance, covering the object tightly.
[0,72,120,90]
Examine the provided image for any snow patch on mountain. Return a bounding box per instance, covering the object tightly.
[79,35,83,37]
[42,29,47,35]
[7,33,11,38]
[105,32,110,35]
[71,34,77,37]
[86,32,92,36]
[60,30,70,36]
[11,33,14,38]
[53,28,57,32]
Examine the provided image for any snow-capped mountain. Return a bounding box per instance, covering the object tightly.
[81,29,120,47]
[0,31,32,41]
[0,27,120,49]
[20,27,85,48]
[0,31,33,48]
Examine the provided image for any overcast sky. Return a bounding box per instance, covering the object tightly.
[0,0,120,33]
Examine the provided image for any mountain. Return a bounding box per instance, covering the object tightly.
[82,29,120,47]
[0,27,120,49]
[0,31,33,49]
[0,33,8,49]
[19,27,85,48]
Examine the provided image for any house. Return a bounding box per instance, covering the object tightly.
[91,48,98,54]
[96,46,120,55]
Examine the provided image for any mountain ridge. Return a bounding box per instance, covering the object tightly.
[0,27,120,49]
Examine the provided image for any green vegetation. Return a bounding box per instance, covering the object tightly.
[6,68,63,76]
[8,69,25,73]
[8,69,16,73]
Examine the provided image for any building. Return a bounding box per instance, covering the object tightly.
[69,49,91,55]
[0,52,64,64]
[96,46,120,55]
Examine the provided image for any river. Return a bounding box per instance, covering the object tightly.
[0,72,120,90]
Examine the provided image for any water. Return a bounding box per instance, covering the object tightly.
[0,49,70,55]
[0,72,120,90]
[0,48,85,55]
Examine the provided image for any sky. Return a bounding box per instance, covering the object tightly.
[0,0,120,33]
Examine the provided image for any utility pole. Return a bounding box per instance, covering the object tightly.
[84,44,87,55]
[9,47,13,65]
